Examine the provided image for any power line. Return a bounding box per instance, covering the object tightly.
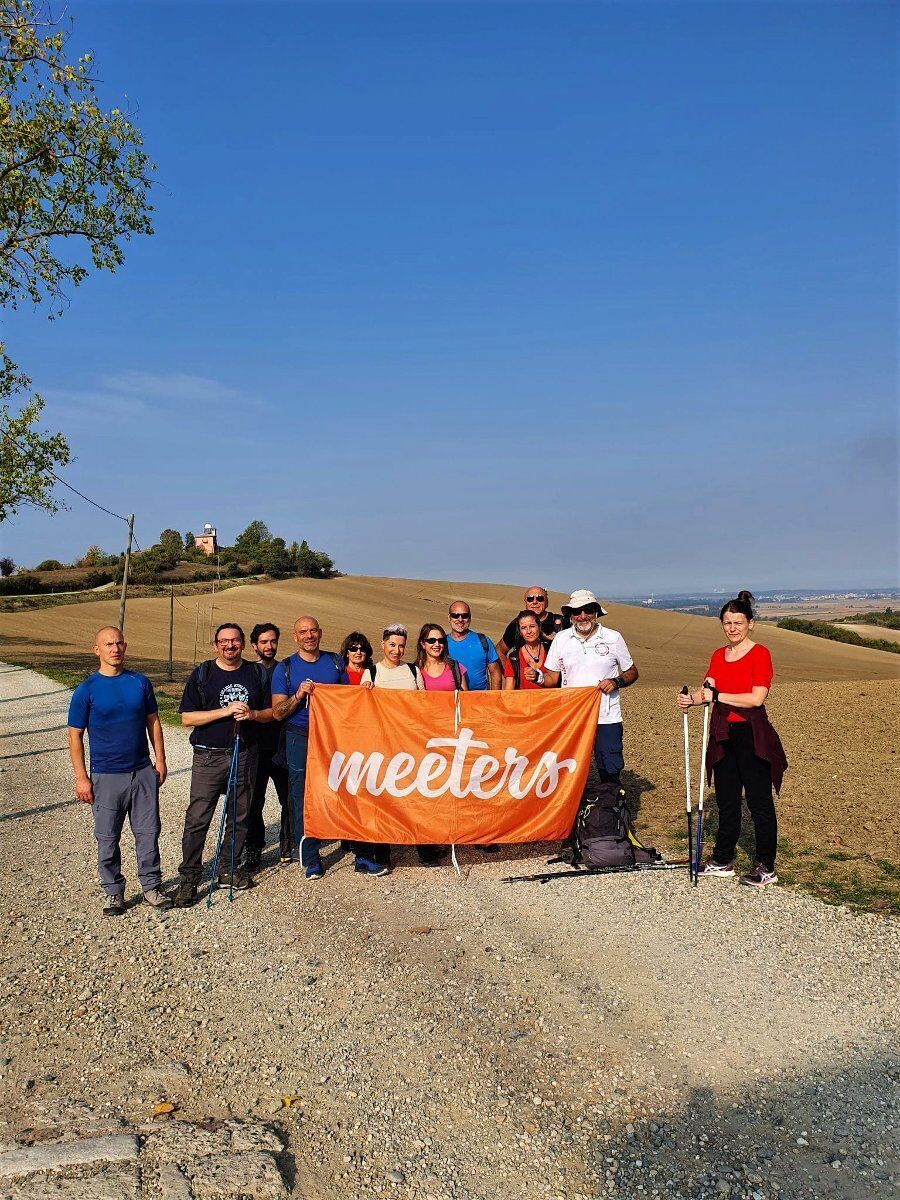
[1,424,141,548]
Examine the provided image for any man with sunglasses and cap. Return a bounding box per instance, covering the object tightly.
[535,590,639,785]
[495,585,564,663]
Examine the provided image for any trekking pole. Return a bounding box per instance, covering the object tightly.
[694,681,712,887]
[681,686,694,882]
[228,728,240,902]
[206,729,239,909]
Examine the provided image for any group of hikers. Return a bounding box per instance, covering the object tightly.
[67,585,787,914]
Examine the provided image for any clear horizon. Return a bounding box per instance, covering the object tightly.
[2,1,897,594]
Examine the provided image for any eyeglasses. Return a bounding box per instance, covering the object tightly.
[569,606,597,617]
[347,645,365,653]
[449,613,470,620]
[216,638,243,645]
[423,637,446,645]
[525,595,547,603]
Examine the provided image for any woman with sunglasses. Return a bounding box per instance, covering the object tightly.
[502,610,553,690]
[416,624,468,691]
[340,631,375,687]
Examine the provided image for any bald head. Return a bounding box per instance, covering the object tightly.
[293,615,323,655]
[523,586,549,615]
[93,626,126,673]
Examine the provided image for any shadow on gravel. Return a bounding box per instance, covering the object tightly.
[0,688,72,703]
[0,722,68,738]
[0,744,68,760]
[588,1050,899,1200]
[0,798,76,822]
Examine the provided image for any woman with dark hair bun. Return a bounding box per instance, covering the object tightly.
[677,590,787,888]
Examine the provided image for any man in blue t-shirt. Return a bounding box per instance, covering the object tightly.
[172,622,273,907]
[271,614,348,879]
[67,626,168,917]
[445,601,501,691]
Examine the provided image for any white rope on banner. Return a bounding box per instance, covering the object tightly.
[451,686,462,875]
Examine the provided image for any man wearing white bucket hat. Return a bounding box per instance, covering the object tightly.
[535,590,639,783]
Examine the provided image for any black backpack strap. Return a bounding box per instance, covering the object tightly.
[509,649,520,689]
[449,660,462,689]
[477,632,490,657]
[407,662,420,686]
[329,652,344,675]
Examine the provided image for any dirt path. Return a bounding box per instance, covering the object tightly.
[1,664,897,1200]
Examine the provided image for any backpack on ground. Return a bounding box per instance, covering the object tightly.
[574,760,660,869]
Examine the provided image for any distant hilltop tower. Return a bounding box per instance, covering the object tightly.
[194,523,218,556]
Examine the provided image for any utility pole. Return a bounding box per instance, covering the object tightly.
[167,585,175,682]
[117,514,135,634]
[193,600,200,664]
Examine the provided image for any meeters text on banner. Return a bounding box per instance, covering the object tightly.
[304,686,601,844]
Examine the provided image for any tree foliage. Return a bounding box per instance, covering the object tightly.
[0,354,70,520]
[0,0,155,521]
[0,554,15,575]
[158,528,184,559]
[234,520,271,553]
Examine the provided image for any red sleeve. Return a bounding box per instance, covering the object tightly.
[502,657,513,679]
[706,647,723,681]
[750,645,774,688]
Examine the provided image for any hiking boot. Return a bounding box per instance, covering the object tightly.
[699,857,735,878]
[142,887,171,910]
[305,863,324,881]
[171,877,199,908]
[242,848,263,872]
[279,853,293,866]
[740,862,778,888]
[217,869,253,891]
[354,858,390,877]
[102,893,125,917]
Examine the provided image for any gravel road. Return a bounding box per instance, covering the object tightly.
[1,664,897,1200]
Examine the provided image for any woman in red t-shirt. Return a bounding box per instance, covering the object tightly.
[677,590,783,889]
[502,610,553,690]
[340,631,375,687]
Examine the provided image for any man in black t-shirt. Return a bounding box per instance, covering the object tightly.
[244,622,291,870]
[172,623,273,907]
[495,586,564,662]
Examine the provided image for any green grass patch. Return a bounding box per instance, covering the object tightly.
[777,617,900,654]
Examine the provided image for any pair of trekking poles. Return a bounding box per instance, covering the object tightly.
[681,681,711,886]
[207,726,241,907]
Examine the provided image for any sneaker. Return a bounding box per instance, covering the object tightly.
[699,857,735,878]
[102,893,125,917]
[217,869,254,891]
[740,862,778,888]
[170,877,199,908]
[242,848,263,872]
[354,858,389,877]
[142,887,171,910]
[305,863,324,881]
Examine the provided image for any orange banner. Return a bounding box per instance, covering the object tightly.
[305,686,601,844]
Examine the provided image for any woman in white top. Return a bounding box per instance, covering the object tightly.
[366,624,424,690]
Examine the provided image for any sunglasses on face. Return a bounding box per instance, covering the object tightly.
[525,595,547,603]
[449,613,470,620]
[569,606,597,617]
[423,637,446,645]
[347,645,365,653]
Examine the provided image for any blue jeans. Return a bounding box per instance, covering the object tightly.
[593,722,624,783]
[286,729,321,868]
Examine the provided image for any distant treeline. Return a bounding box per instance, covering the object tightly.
[0,569,114,596]
[777,618,900,655]
[848,608,900,630]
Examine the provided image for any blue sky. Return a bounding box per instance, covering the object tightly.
[2,0,897,593]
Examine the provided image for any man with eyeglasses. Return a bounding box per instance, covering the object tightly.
[495,586,564,662]
[445,602,502,692]
[172,623,273,907]
[537,590,639,785]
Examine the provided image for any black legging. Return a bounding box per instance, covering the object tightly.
[711,723,778,870]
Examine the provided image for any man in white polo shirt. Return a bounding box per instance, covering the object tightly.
[534,589,639,783]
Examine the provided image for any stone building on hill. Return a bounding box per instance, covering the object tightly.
[194,523,218,556]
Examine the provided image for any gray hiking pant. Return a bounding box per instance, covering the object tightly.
[91,765,162,896]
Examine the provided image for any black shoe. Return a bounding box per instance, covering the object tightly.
[478,844,500,853]
[417,850,444,867]
[171,878,199,908]
[242,848,263,872]
[217,869,253,891]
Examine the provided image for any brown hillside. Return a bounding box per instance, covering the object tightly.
[1,574,897,687]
